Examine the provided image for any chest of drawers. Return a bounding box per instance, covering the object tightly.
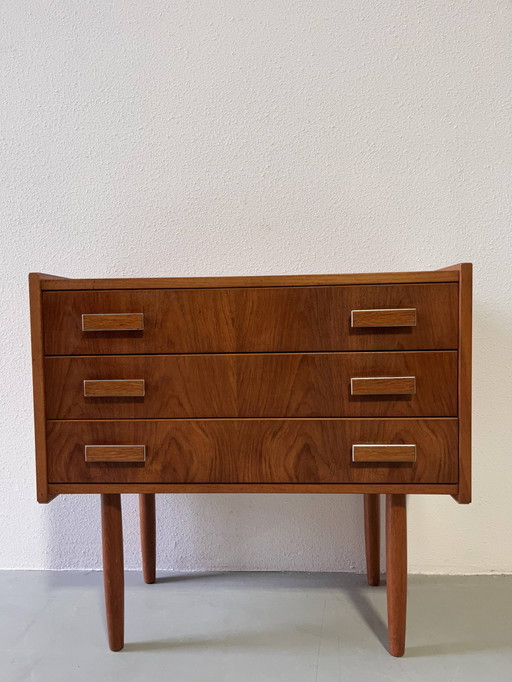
[29,265,472,656]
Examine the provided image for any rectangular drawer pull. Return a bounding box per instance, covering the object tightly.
[85,445,146,462]
[83,379,145,397]
[82,313,144,332]
[352,444,416,462]
[351,308,416,328]
[351,376,416,395]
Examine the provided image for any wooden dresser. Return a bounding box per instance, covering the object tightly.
[29,265,472,656]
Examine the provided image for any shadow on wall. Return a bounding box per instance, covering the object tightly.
[43,491,370,573]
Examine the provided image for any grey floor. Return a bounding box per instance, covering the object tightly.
[2,571,512,681]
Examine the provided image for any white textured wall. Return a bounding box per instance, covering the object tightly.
[1,0,511,573]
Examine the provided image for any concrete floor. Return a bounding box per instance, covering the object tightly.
[2,572,511,681]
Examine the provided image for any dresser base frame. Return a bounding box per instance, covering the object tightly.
[49,483,457,496]
[101,492,408,656]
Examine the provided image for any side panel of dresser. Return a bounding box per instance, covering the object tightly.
[440,263,472,503]
[29,273,69,502]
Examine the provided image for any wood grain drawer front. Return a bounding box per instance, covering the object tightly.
[42,283,458,355]
[45,351,457,419]
[46,418,458,484]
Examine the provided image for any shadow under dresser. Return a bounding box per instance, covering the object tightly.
[29,265,472,656]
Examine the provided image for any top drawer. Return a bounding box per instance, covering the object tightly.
[43,283,458,355]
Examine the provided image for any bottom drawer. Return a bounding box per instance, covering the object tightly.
[47,419,458,485]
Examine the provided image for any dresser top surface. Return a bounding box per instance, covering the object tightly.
[34,269,461,291]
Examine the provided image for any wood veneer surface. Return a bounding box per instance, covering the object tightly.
[45,351,457,419]
[43,284,458,355]
[47,418,458,485]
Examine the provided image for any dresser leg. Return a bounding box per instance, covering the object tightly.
[101,494,124,651]
[363,494,380,586]
[386,494,407,657]
[139,493,156,584]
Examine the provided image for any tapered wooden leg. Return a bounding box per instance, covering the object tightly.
[139,493,156,584]
[364,494,380,586]
[386,494,407,657]
[101,494,124,651]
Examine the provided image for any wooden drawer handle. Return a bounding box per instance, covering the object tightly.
[351,376,416,395]
[352,444,416,463]
[351,308,416,328]
[82,313,144,332]
[83,379,145,397]
[85,445,146,462]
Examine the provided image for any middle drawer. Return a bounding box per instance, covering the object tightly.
[46,351,457,419]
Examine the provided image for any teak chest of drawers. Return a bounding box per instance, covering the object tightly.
[29,265,472,657]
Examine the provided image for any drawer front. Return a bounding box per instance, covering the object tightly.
[45,351,457,419]
[42,284,458,355]
[46,418,458,484]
